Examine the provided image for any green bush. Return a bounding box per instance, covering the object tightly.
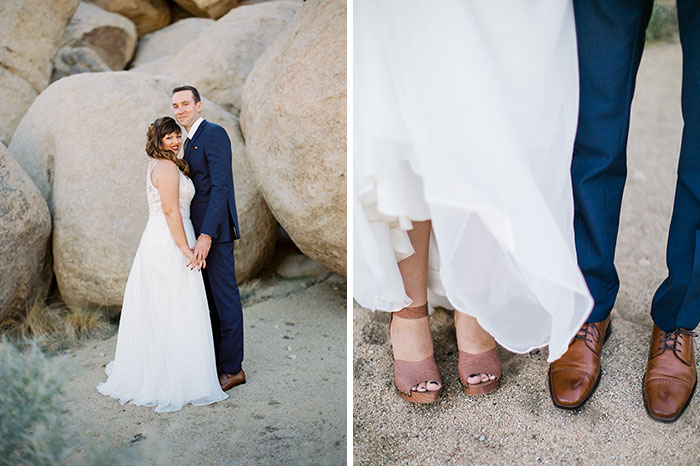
[0,339,144,466]
[0,339,67,465]
[646,3,678,42]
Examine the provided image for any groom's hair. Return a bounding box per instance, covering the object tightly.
[172,85,201,104]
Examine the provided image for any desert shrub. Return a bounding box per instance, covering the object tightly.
[646,2,678,42]
[0,339,142,466]
[0,339,67,465]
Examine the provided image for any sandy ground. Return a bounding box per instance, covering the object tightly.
[353,43,700,465]
[60,268,346,465]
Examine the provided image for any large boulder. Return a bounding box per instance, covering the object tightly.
[150,2,299,116]
[9,72,277,311]
[0,143,52,321]
[0,70,36,147]
[54,2,137,78]
[86,0,170,36]
[52,46,112,81]
[172,0,238,19]
[0,0,81,144]
[241,0,346,275]
[130,17,214,69]
[130,55,170,75]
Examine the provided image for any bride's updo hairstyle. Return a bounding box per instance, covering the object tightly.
[146,116,189,176]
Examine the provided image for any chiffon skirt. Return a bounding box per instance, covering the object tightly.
[97,214,227,412]
[353,0,594,362]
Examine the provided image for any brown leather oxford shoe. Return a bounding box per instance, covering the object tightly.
[219,369,246,391]
[549,316,611,409]
[643,325,697,422]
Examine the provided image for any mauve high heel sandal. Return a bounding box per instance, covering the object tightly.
[458,347,502,396]
[390,304,442,404]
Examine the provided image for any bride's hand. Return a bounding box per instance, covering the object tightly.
[185,248,201,271]
[185,249,206,271]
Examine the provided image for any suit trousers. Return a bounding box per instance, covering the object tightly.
[202,240,244,374]
[572,0,700,331]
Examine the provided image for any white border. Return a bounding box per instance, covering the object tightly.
[346,0,354,463]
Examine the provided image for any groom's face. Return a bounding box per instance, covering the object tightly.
[172,90,202,130]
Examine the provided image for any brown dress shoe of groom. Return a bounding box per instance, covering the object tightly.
[549,316,611,409]
[220,369,246,391]
[643,325,697,422]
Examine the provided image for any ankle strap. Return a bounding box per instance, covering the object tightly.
[394,304,428,319]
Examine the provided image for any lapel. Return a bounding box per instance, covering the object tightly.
[185,119,208,159]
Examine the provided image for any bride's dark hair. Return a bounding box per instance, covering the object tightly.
[146,116,189,176]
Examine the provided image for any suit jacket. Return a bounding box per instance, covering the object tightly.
[184,119,240,242]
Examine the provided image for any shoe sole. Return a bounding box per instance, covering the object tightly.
[397,386,442,404]
[548,320,612,410]
[642,374,697,423]
[221,380,246,391]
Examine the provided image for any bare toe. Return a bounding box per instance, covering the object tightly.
[467,374,481,385]
[426,380,441,392]
[416,382,427,392]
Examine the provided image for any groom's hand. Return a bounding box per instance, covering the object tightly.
[185,248,205,271]
[193,234,212,266]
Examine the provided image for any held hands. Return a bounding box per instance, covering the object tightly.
[190,234,212,269]
[185,248,205,271]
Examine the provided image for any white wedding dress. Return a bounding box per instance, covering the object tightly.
[354,0,594,362]
[97,159,227,412]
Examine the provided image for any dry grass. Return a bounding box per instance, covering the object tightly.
[0,297,115,353]
[63,307,109,341]
[0,299,65,340]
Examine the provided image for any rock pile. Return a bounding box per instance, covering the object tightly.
[151,2,300,115]
[9,72,277,310]
[87,0,170,36]
[130,17,214,69]
[53,2,138,81]
[0,0,81,145]
[2,0,346,315]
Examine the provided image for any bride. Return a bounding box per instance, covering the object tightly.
[97,116,227,412]
[354,0,593,403]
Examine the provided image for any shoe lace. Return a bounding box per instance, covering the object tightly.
[657,329,697,354]
[573,322,602,344]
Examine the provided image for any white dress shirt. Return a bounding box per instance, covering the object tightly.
[186,117,204,141]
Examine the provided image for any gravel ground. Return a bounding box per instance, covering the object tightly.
[353,43,700,465]
[60,271,347,465]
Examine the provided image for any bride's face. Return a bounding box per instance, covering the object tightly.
[162,132,182,153]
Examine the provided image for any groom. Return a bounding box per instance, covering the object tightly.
[172,85,245,391]
[549,1,698,422]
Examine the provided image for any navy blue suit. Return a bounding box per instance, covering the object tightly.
[185,119,244,374]
[573,0,700,331]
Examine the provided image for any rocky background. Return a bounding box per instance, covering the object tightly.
[0,0,347,320]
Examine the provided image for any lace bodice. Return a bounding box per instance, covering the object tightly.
[146,159,195,218]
